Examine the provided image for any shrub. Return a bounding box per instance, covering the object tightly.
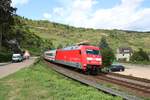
[0,52,12,62]
[130,48,149,62]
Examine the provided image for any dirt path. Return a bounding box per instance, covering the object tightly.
[0,57,37,79]
[115,63,150,80]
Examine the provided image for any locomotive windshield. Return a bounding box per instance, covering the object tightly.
[86,49,100,55]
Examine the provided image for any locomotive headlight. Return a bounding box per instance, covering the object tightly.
[96,58,102,61]
[87,57,93,61]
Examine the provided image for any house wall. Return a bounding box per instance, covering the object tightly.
[116,53,131,61]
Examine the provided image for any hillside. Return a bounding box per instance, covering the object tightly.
[19,17,150,52]
[1,16,54,62]
[1,16,54,58]
[1,16,150,55]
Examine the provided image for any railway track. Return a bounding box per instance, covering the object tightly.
[45,61,150,100]
[95,74,150,95]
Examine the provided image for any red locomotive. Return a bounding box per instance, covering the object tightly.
[44,45,102,74]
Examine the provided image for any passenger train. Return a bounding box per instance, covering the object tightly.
[44,45,102,74]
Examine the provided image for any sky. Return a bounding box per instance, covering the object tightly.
[11,0,150,31]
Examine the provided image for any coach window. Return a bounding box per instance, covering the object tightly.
[49,53,53,56]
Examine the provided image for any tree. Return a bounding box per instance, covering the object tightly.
[0,0,16,51]
[101,48,115,67]
[99,36,109,49]
[57,44,63,49]
[130,48,149,62]
[99,37,115,67]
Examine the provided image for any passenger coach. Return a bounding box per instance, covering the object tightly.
[44,50,56,61]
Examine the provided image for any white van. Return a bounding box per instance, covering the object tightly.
[12,54,23,62]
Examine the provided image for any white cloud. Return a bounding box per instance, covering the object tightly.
[12,0,29,7]
[88,0,145,29]
[43,13,52,20]
[43,0,150,31]
[43,7,64,21]
[53,7,64,16]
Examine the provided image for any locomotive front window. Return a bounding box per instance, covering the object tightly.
[86,49,100,55]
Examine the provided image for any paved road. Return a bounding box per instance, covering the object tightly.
[0,57,37,79]
[115,63,150,80]
[0,62,11,66]
[118,63,150,68]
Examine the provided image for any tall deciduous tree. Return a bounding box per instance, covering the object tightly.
[99,37,115,67]
[0,0,16,50]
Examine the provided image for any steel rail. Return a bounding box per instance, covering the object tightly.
[96,75,150,94]
[108,73,150,84]
[105,74,150,87]
[45,61,143,100]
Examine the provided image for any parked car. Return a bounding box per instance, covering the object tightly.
[12,54,23,62]
[105,65,125,72]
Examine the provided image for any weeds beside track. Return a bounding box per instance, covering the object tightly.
[45,61,148,100]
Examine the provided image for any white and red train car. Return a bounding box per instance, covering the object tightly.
[44,45,102,74]
[44,50,56,61]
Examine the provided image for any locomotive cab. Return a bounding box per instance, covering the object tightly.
[81,46,102,75]
[52,45,102,75]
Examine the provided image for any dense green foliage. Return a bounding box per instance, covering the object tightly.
[0,0,16,62]
[99,36,109,49]
[0,52,11,62]
[99,37,115,67]
[20,18,150,52]
[101,48,115,67]
[130,48,149,63]
[0,61,122,100]
[0,0,16,50]
[1,16,150,62]
[2,16,54,56]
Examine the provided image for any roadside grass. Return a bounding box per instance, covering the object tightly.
[0,61,122,100]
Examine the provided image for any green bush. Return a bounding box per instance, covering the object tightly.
[0,52,12,62]
[130,48,149,62]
